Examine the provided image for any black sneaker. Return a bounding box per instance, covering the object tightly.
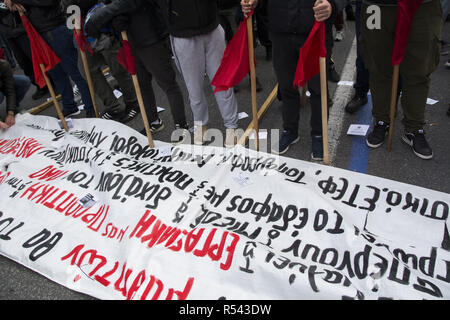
[311,135,324,161]
[445,59,450,69]
[271,130,299,155]
[402,129,433,160]
[101,110,125,122]
[63,107,81,118]
[171,123,190,144]
[120,107,140,123]
[140,118,164,135]
[366,121,389,148]
[345,95,368,114]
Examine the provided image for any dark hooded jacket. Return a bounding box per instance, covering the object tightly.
[83,0,168,49]
[13,0,66,33]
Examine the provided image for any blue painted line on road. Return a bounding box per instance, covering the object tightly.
[347,95,373,174]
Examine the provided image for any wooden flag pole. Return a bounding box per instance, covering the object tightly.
[301,85,308,108]
[319,57,330,165]
[39,63,69,131]
[121,31,154,148]
[238,84,278,146]
[75,23,100,118]
[245,1,259,151]
[387,65,400,151]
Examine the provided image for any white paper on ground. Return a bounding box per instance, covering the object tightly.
[338,81,354,86]
[238,112,249,120]
[113,90,123,99]
[249,131,268,140]
[347,124,370,136]
[427,98,439,105]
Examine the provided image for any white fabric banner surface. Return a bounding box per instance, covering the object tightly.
[0,113,449,300]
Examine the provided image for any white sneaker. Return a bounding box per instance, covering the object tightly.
[445,59,450,68]
[194,125,208,145]
[335,30,345,42]
[225,128,239,148]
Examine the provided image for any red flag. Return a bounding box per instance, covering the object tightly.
[116,40,136,75]
[293,21,327,89]
[20,14,60,89]
[211,13,254,93]
[73,18,93,56]
[392,0,424,66]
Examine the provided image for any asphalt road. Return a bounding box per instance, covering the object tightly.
[0,18,449,300]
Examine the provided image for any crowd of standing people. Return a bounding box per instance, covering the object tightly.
[0,0,448,161]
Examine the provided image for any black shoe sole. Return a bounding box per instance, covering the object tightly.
[366,137,385,149]
[63,110,81,118]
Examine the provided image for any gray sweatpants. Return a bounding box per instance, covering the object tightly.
[170,26,239,129]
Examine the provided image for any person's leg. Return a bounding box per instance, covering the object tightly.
[255,0,272,60]
[443,0,449,21]
[354,0,370,98]
[360,4,396,125]
[345,0,370,114]
[78,49,122,117]
[345,1,355,21]
[205,26,239,130]
[133,53,159,124]
[269,32,308,154]
[272,32,302,134]
[45,25,94,113]
[134,39,187,127]
[219,11,234,43]
[171,34,209,127]
[13,75,31,105]
[102,41,139,112]
[400,0,442,133]
[360,3,397,148]
[42,29,81,113]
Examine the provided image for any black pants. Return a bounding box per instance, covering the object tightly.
[235,1,272,50]
[7,34,36,86]
[271,32,329,136]
[133,39,187,126]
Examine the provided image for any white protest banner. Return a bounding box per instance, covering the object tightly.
[0,113,449,300]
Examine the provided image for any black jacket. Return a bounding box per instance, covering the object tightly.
[163,0,219,38]
[14,0,66,33]
[267,0,346,36]
[0,59,17,114]
[0,5,25,40]
[84,0,168,49]
[218,0,239,10]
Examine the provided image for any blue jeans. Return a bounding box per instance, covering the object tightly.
[41,25,93,112]
[443,0,449,20]
[0,74,31,110]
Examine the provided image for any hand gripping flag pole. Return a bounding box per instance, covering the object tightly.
[293,21,329,165]
[19,13,69,131]
[118,31,154,148]
[387,0,424,151]
[74,17,99,118]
